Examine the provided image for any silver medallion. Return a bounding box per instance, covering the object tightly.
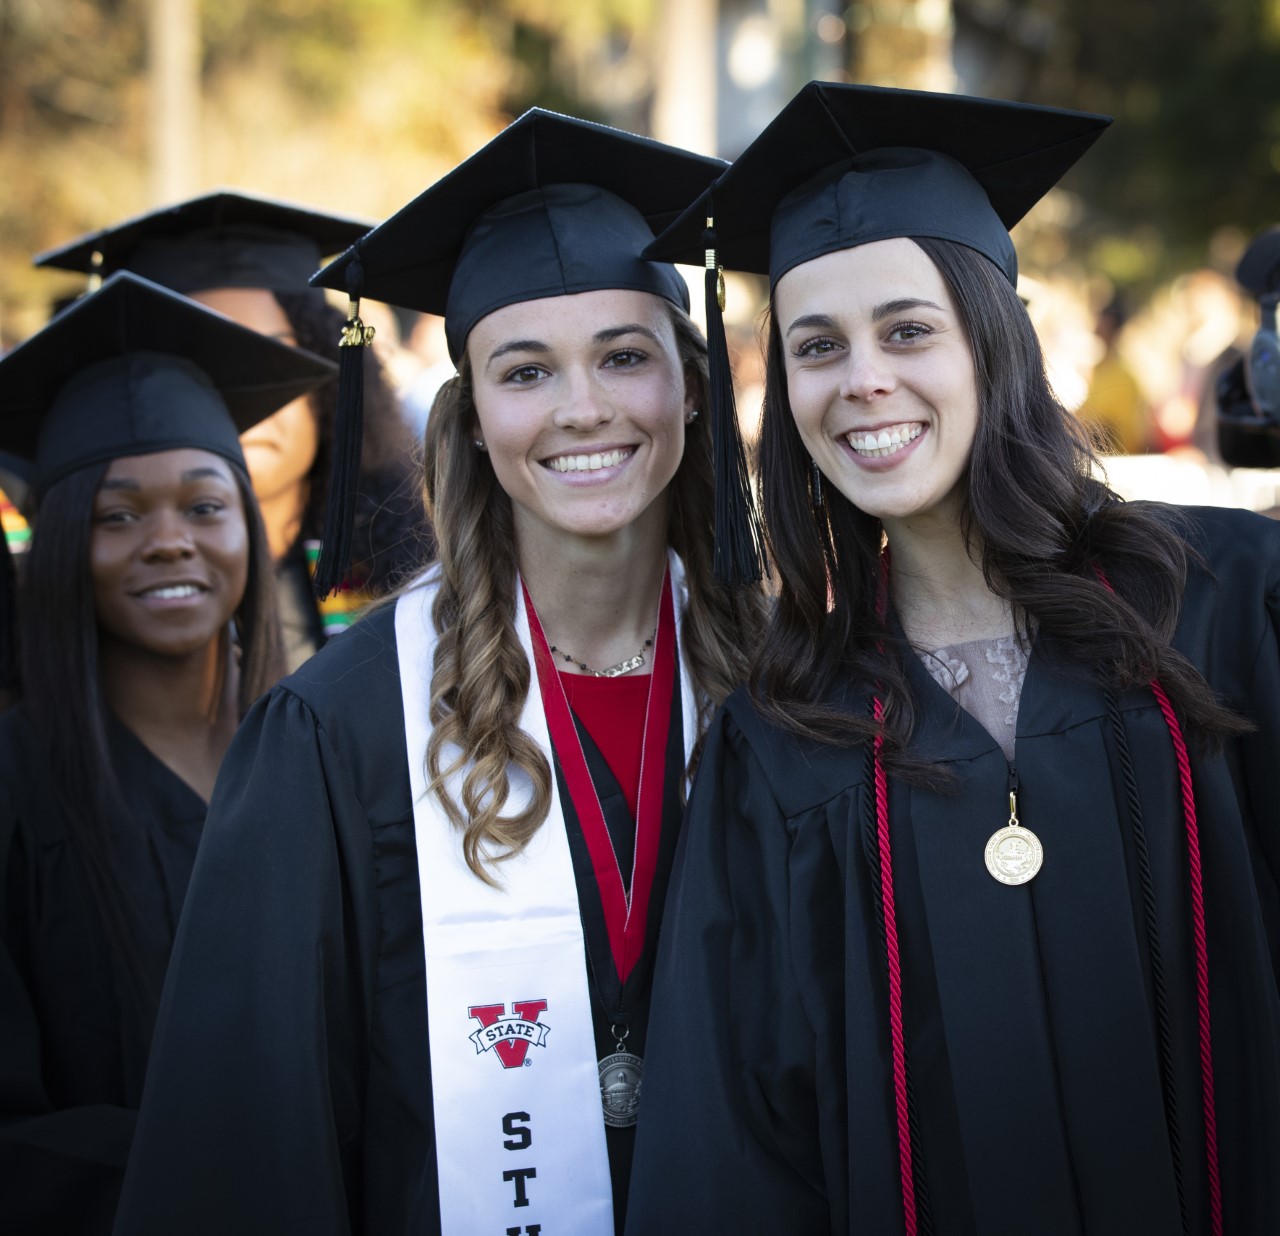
[598,1051,644,1128]
[984,823,1044,885]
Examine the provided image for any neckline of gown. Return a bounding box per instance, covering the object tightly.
[107,709,212,811]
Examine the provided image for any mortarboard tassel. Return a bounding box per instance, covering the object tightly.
[702,212,764,587]
[314,255,375,598]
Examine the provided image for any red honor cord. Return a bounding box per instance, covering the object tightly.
[524,570,676,982]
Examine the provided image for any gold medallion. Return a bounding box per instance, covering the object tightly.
[984,824,1044,884]
[984,788,1043,885]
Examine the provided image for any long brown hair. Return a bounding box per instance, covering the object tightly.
[752,236,1246,771]
[20,458,283,1015]
[421,301,765,883]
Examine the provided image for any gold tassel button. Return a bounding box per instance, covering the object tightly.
[339,297,376,348]
[704,217,726,312]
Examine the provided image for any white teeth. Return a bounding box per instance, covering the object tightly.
[847,424,923,458]
[546,448,632,473]
[143,585,200,600]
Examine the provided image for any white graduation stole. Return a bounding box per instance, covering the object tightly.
[397,558,693,1235]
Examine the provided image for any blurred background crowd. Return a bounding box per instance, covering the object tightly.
[3,0,1280,524]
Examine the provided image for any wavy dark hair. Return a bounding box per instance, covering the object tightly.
[422,301,767,882]
[752,236,1246,771]
[275,290,430,592]
[19,459,283,1014]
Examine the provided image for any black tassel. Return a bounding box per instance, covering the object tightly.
[313,256,374,599]
[703,213,764,586]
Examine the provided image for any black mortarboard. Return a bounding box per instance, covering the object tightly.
[313,108,726,362]
[33,189,372,294]
[1237,226,1280,298]
[308,108,735,592]
[0,272,336,500]
[1228,226,1280,440]
[647,82,1112,288]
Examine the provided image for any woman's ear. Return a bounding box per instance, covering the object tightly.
[682,360,704,424]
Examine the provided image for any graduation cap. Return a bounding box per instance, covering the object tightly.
[647,82,1112,288]
[33,189,373,295]
[0,271,337,500]
[1229,226,1280,439]
[1237,226,1280,298]
[643,83,1111,580]
[308,107,733,593]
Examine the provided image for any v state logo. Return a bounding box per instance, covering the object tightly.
[467,999,551,1069]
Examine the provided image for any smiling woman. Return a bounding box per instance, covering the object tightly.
[114,110,766,1236]
[468,290,692,556]
[777,238,980,530]
[37,191,429,671]
[628,83,1280,1236]
[90,451,251,676]
[0,273,333,1235]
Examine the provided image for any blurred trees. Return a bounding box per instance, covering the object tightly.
[2,0,1277,334]
[0,0,656,338]
[953,0,1280,287]
[851,0,957,92]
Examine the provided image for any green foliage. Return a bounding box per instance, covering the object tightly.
[10,0,1268,331]
[0,0,658,337]
[957,0,1280,287]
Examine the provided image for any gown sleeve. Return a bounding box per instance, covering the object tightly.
[1237,549,1280,980]
[0,785,136,1236]
[624,705,831,1234]
[112,687,376,1236]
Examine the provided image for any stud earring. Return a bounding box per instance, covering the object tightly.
[685,408,700,424]
[474,438,487,451]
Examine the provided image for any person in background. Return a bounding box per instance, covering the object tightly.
[1206,224,1280,470]
[1079,294,1150,453]
[629,82,1280,1234]
[112,110,764,1236]
[35,192,428,668]
[0,272,334,1235]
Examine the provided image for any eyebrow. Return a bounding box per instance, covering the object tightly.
[181,466,232,483]
[97,466,231,492]
[872,297,944,321]
[785,313,839,336]
[595,323,661,345]
[785,299,946,335]
[484,323,662,371]
[485,338,552,370]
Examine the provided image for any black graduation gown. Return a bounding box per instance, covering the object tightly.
[626,505,1280,1236]
[0,707,206,1235]
[113,604,685,1235]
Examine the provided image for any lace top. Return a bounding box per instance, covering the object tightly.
[918,635,1030,761]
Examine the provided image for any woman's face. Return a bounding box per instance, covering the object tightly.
[466,288,693,557]
[775,237,979,528]
[91,448,250,660]
[190,287,319,505]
